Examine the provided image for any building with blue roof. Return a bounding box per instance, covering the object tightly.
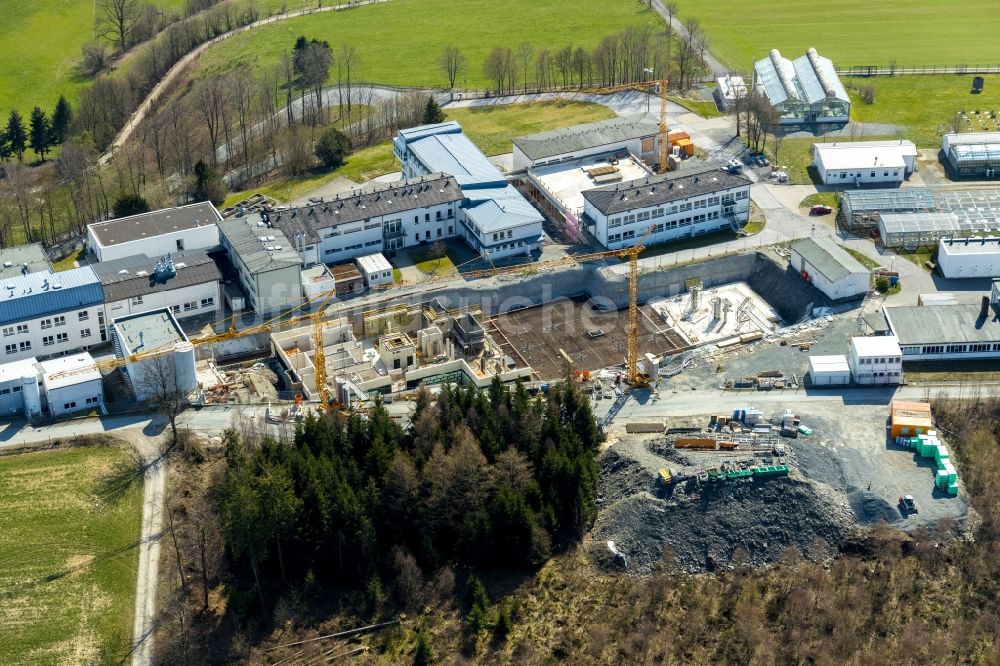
[752,48,850,126]
[394,122,544,260]
[0,267,107,362]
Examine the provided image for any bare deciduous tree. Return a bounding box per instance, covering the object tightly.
[97,0,142,53]
[138,353,188,449]
[439,46,466,90]
[517,43,534,93]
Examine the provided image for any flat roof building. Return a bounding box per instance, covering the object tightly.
[512,115,660,171]
[219,213,303,315]
[93,250,223,326]
[753,47,850,126]
[790,237,871,301]
[942,132,1000,179]
[355,253,393,288]
[0,244,51,279]
[38,353,104,417]
[112,308,197,401]
[938,237,1000,278]
[581,165,752,250]
[87,202,221,262]
[884,287,1000,361]
[849,335,903,385]
[807,354,851,386]
[812,140,917,186]
[714,75,748,112]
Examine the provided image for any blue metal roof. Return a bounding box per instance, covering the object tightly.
[463,185,543,234]
[0,267,103,325]
[396,121,463,143]
[407,133,507,187]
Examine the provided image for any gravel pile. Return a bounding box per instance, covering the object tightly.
[593,438,857,573]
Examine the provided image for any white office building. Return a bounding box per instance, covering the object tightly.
[269,174,464,266]
[790,237,871,301]
[937,237,1000,278]
[394,122,545,260]
[812,140,918,186]
[39,354,104,417]
[714,75,748,112]
[849,335,903,385]
[93,251,223,329]
[581,165,752,250]
[87,202,221,262]
[0,267,106,363]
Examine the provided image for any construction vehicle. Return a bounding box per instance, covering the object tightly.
[588,77,670,173]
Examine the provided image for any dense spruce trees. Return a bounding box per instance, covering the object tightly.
[219,379,602,606]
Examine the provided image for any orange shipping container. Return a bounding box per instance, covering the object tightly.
[890,416,933,439]
[891,400,931,416]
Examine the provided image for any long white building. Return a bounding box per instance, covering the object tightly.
[812,140,918,186]
[581,166,752,250]
[937,237,1000,278]
[511,116,661,171]
[0,267,106,363]
[270,174,465,266]
[93,251,223,328]
[87,202,221,262]
[394,122,544,259]
[885,284,1000,361]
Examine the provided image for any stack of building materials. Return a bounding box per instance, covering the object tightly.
[896,431,959,495]
[889,400,933,438]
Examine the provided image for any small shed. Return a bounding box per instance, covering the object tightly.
[328,263,365,297]
[808,355,851,386]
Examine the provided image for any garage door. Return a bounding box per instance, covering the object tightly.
[811,372,831,386]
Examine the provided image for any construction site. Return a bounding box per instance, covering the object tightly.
[592,396,974,573]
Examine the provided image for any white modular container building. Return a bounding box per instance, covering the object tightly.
[808,355,851,386]
[937,237,1000,278]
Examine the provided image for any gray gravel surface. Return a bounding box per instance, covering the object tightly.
[594,438,856,573]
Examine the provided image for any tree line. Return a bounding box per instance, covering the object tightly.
[442,18,710,96]
[218,380,602,614]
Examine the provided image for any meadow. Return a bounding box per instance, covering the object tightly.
[0,444,143,665]
[668,0,1000,71]
[193,0,663,89]
[0,0,185,118]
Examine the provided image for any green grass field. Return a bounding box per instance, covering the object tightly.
[0,0,186,118]
[445,101,614,155]
[0,445,143,665]
[194,0,662,89]
[669,1,1000,71]
[846,75,1000,147]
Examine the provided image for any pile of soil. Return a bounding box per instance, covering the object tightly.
[592,439,857,573]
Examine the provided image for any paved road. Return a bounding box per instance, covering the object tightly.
[100,0,396,166]
[594,383,992,422]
